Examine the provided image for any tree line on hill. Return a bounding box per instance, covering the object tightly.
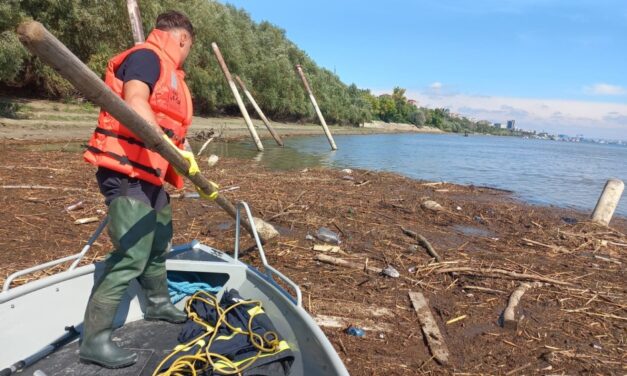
[0,0,508,134]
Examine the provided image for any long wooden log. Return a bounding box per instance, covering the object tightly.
[211,43,264,151]
[295,64,337,150]
[234,75,283,147]
[16,21,276,241]
[314,254,383,274]
[435,267,573,286]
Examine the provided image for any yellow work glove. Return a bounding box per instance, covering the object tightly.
[162,134,200,176]
[195,181,219,200]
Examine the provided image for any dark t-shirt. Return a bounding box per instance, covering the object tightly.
[101,50,164,202]
[114,49,160,93]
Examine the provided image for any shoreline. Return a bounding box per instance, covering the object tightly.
[0,97,443,142]
[5,136,626,221]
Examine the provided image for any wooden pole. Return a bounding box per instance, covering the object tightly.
[295,64,337,150]
[591,178,624,226]
[16,21,277,242]
[211,43,264,151]
[234,75,284,147]
[125,0,145,44]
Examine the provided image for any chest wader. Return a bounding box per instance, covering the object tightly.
[79,190,186,368]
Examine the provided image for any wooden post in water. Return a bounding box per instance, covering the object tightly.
[295,64,338,151]
[126,0,145,44]
[591,178,624,226]
[211,43,264,151]
[234,75,284,147]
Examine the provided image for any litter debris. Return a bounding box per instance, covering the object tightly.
[74,217,99,225]
[381,265,400,278]
[313,244,343,254]
[340,168,353,175]
[421,182,445,187]
[315,227,341,244]
[341,175,354,181]
[314,315,392,332]
[345,326,365,337]
[593,254,622,265]
[305,234,315,241]
[64,201,84,212]
[206,154,219,167]
[421,200,444,212]
[254,216,280,240]
[473,215,486,224]
[591,343,603,350]
[446,315,467,325]
[407,244,419,252]
[220,186,240,193]
[561,216,578,225]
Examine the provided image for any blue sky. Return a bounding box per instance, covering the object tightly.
[223,0,627,139]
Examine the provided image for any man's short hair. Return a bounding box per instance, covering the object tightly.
[156,10,195,40]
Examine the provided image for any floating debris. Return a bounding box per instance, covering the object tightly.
[74,217,99,225]
[207,154,219,167]
[382,265,400,278]
[421,200,444,212]
[315,227,341,245]
[345,326,365,337]
[64,201,84,212]
[313,244,342,254]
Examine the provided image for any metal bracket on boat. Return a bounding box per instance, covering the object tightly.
[2,217,109,293]
[234,201,302,307]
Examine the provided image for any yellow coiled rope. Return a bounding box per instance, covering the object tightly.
[153,290,282,376]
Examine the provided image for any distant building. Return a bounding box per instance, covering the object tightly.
[507,120,516,130]
[407,99,418,107]
[493,123,502,129]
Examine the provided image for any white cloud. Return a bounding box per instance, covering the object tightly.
[401,90,627,139]
[429,82,443,90]
[583,83,626,96]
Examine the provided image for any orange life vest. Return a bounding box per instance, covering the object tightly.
[83,29,193,189]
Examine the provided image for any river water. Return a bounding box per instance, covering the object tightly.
[198,133,627,217]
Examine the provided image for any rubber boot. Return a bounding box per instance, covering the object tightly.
[79,197,156,368]
[79,300,138,368]
[139,204,187,323]
[139,273,187,323]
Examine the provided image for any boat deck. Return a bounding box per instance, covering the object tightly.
[23,320,182,376]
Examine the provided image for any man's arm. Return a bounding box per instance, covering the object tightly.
[122,80,162,135]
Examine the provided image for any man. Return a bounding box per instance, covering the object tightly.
[81,10,212,368]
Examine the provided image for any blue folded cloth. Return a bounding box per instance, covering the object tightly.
[167,280,221,304]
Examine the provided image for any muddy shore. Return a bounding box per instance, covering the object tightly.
[0,98,443,142]
[1,138,626,375]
